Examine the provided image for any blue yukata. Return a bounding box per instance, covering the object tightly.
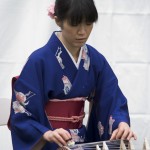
[9,31,130,150]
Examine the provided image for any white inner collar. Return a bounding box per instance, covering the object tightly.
[55,32,83,69]
[65,46,83,69]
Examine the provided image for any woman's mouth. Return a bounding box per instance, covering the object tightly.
[76,38,86,42]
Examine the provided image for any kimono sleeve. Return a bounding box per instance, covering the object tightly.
[86,55,130,141]
[10,57,50,150]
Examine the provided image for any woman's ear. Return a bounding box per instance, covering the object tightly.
[54,16,63,28]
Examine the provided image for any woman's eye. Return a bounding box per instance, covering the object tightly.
[86,23,92,26]
[71,24,78,27]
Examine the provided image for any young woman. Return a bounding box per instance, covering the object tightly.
[9,0,136,149]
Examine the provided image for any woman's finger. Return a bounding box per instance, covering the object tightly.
[127,131,137,140]
[115,128,125,139]
[48,130,67,146]
[51,136,64,148]
[120,128,130,140]
[110,129,118,140]
[57,128,71,141]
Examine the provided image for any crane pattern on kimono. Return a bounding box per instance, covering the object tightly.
[69,129,85,143]
[98,121,104,138]
[81,45,90,71]
[109,116,115,135]
[55,47,65,69]
[62,75,72,95]
[13,90,36,116]
[55,45,90,95]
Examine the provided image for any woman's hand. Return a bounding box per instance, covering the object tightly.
[110,122,137,140]
[43,128,71,147]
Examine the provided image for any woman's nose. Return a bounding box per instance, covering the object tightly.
[78,25,86,35]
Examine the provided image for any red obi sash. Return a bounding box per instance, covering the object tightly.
[45,97,86,129]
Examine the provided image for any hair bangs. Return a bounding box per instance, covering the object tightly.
[66,0,98,26]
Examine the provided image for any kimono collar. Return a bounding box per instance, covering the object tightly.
[46,31,90,71]
[58,38,83,69]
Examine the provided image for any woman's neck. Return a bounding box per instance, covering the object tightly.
[58,32,80,62]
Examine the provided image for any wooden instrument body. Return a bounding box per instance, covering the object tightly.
[58,138,150,150]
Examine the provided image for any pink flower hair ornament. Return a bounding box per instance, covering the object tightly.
[47,3,55,19]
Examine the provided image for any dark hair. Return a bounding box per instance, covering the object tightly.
[54,0,98,25]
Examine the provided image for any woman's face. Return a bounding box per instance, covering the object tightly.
[59,20,93,51]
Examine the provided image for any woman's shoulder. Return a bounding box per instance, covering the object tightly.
[86,44,106,64]
[27,44,53,63]
[86,44,115,78]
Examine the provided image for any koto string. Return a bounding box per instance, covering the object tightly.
[68,140,130,149]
